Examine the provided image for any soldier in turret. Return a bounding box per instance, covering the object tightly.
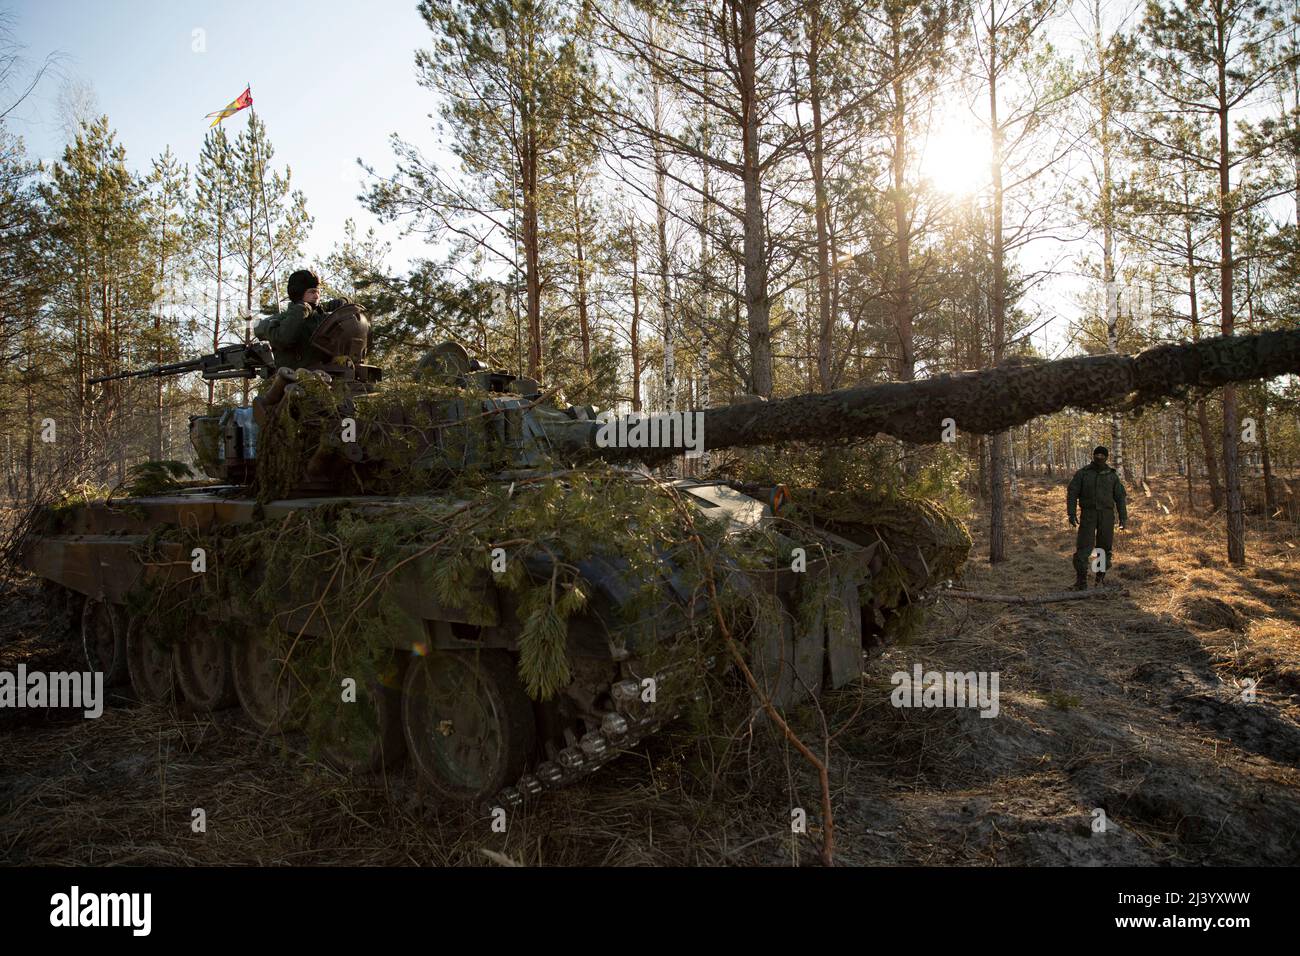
[256,269,349,370]
[1067,445,1128,589]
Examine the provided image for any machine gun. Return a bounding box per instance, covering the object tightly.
[89,342,277,385]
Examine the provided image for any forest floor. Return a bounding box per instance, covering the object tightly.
[1,474,1298,866]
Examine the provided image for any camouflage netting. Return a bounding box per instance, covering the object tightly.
[251,374,522,501]
[189,416,225,479]
[789,487,971,642]
[125,464,965,758]
[709,438,972,643]
[125,468,808,745]
[790,487,971,589]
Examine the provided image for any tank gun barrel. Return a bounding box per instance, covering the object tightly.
[583,328,1300,463]
[89,341,276,385]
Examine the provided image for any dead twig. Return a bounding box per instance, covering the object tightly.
[944,587,1129,604]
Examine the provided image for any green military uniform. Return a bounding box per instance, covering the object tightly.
[265,301,326,370]
[1067,461,1127,574]
[257,296,353,370]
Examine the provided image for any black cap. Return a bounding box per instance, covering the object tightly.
[1093,445,1109,457]
[287,269,320,303]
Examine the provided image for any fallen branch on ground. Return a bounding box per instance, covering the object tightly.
[945,588,1129,604]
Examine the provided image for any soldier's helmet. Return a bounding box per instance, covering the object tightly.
[309,303,370,365]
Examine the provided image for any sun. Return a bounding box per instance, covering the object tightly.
[919,117,988,197]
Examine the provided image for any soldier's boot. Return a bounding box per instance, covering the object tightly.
[1073,568,1088,591]
[1095,571,1107,588]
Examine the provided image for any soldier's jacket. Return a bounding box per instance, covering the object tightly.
[1067,462,1128,523]
[257,298,350,370]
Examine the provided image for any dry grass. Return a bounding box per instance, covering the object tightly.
[862,474,1300,864]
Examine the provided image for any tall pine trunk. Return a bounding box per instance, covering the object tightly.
[650,26,674,412]
[988,23,1007,564]
[522,28,543,378]
[1184,212,1223,510]
[209,212,223,410]
[572,173,590,371]
[807,0,834,391]
[891,12,914,385]
[630,224,642,412]
[1259,397,1277,516]
[737,0,772,397]
[1217,54,1245,565]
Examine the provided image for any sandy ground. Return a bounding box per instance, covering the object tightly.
[1,475,1297,866]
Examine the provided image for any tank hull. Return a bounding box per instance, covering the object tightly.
[20,478,891,806]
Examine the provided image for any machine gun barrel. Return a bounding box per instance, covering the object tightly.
[89,342,276,385]
[89,357,204,384]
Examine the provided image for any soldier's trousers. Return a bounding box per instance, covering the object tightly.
[1073,507,1115,574]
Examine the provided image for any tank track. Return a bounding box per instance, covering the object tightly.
[488,658,708,812]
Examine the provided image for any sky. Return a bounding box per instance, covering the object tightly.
[2,0,439,273]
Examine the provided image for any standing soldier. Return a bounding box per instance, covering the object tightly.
[1068,445,1128,589]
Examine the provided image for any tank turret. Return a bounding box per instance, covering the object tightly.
[233,327,1300,498]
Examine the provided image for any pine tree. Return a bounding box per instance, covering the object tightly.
[1073,0,1141,479]
[229,112,311,326]
[144,146,190,458]
[1125,109,1226,510]
[856,0,953,387]
[1137,0,1300,564]
[38,115,157,479]
[0,126,45,364]
[966,0,1074,562]
[365,0,594,380]
[228,112,311,401]
[0,126,52,500]
[596,1,801,398]
[191,127,236,408]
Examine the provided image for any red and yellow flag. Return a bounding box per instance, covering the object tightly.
[205,86,253,127]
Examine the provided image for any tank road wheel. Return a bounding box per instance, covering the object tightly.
[126,618,179,706]
[401,651,535,804]
[232,631,300,733]
[81,598,128,687]
[320,657,406,774]
[173,623,237,712]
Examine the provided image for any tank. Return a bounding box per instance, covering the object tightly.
[16,321,976,809]
[19,318,1300,808]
